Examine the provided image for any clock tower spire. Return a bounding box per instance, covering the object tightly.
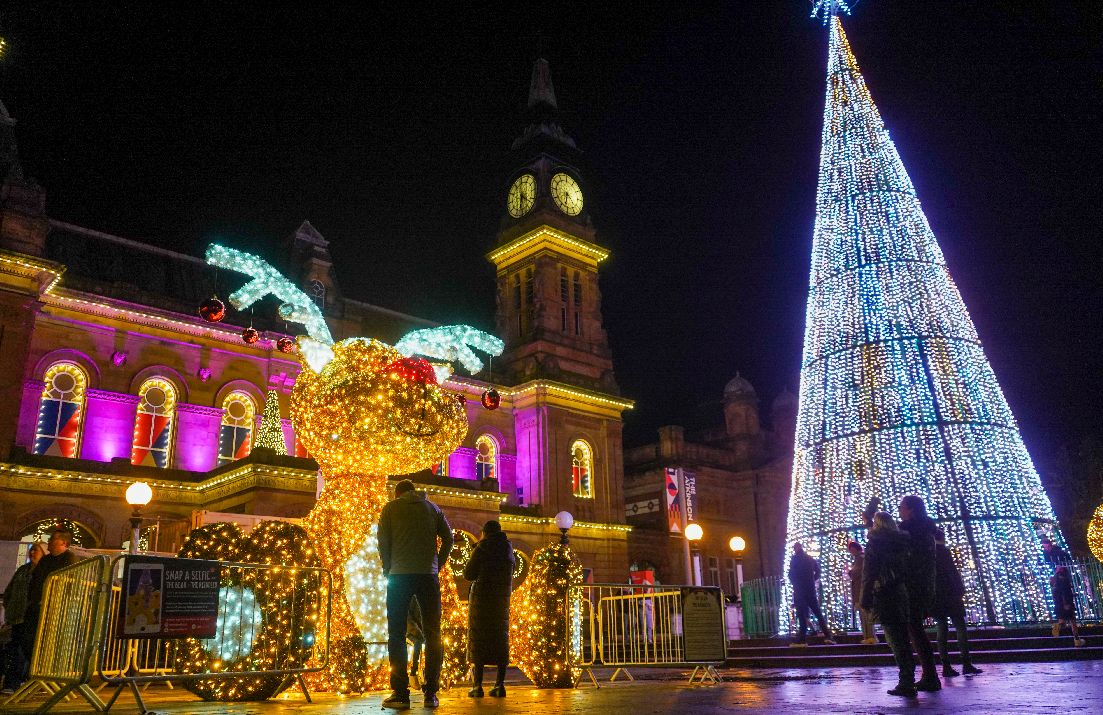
[487,58,617,393]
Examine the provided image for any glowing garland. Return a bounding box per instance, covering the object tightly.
[782,16,1065,629]
[254,390,287,454]
[509,542,583,688]
[1088,503,1103,563]
[174,521,322,701]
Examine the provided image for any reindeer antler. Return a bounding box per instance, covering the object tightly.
[396,325,504,374]
[205,244,335,345]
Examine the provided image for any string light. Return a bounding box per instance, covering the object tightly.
[396,326,505,374]
[1088,503,1103,563]
[175,521,322,701]
[783,16,1064,629]
[509,542,584,688]
[254,390,287,454]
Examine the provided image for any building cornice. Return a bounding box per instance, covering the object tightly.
[486,226,609,271]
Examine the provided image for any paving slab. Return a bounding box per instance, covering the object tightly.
[3,661,1102,714]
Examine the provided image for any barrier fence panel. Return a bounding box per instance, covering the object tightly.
[1,555,331,715]
[96,556,332,713]
[3,556,113,713]
[568,583,726,687]
[740,576,783,638]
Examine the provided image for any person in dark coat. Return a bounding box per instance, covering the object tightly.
[897,495,940,691]
[788,543,834,646]
[463,520,515,697]
[1,542,46,694]
[20,530,79,673]
[861,512,916,697]
[1050,566,1085,646]
[846,541,876,644]
[1041,538,1072,567]
[932,529,981,677]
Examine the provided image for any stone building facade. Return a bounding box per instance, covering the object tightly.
[623,375,796,595]
[0,62,632,582]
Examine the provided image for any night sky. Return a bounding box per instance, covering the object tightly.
[1,3,1099,464]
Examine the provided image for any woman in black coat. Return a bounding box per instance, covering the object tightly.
[463,520,515,697]
[931,529,981,677]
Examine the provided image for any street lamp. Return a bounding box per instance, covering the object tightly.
[125,482,153,555]
[685,522,703,586]
[554,511,574,545]
[729,536,747,599]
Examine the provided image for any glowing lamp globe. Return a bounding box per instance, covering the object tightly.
[729,536,747,554]
[126,481,153,507]
[685,523,703,542]
[554,511,574,531]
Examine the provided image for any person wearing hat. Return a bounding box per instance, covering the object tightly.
[463,520,515,698]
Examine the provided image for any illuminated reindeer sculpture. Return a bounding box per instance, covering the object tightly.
[206,245,503,692]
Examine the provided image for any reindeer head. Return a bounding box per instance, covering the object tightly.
[206,244,504,475]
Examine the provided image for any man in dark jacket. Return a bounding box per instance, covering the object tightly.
[20,530,79,673]
[898,495,940,691]
[378,480,454,709]
[861,512,916,697]
[788,543,834,646]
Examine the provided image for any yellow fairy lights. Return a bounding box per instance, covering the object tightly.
[174,521,323,701]
[509,542,584,688]
[1088,502,1103,563]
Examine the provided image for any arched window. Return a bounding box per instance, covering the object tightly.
[131,378,177,468]
[475,435,497,481]
[571,439,593,498]
[33,362,88,458]
[217,391,256,466]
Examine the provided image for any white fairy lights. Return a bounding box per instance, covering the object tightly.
[783,16,1064,629]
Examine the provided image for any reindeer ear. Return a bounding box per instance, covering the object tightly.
[298,337,335,374]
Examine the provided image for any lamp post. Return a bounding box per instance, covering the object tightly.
[729,535,747,600]
[554,511,574,545]
[685,522,703,586]
[125,482,153,555]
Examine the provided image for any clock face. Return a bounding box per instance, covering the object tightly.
[550,172,584,216]
[507,174,536,218]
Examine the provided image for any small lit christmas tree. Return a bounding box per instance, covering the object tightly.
[255,389,287,454]
[510,541,583,688]
[784,4,1064,627]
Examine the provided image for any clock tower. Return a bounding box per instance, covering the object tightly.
[488,59,618,393]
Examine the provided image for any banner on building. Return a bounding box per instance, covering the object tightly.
[683,470,698,525]
[115,556,221,639]
[665,467,682,533]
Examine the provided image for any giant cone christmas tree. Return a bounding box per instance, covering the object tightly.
[784,13,1063,626]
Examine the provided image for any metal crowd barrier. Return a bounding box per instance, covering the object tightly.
[740,576,783,638]
[568,583,726,687]
[1,556,331,714]
[3,556,113,713]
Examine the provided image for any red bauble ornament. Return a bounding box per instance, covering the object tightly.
[481,388,501,411]
[241,327,260,344]
[199,297,226,323]
[276,336,295,353]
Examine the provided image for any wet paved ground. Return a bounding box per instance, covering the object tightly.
[3,661,1102,714]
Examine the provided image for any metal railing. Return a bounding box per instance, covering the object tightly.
[3,556,113,713]
[1,555,331,714]
[96,557,332,712]
[740,576,783,638]
[740,557,1103,636]
[568,583,726,686]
